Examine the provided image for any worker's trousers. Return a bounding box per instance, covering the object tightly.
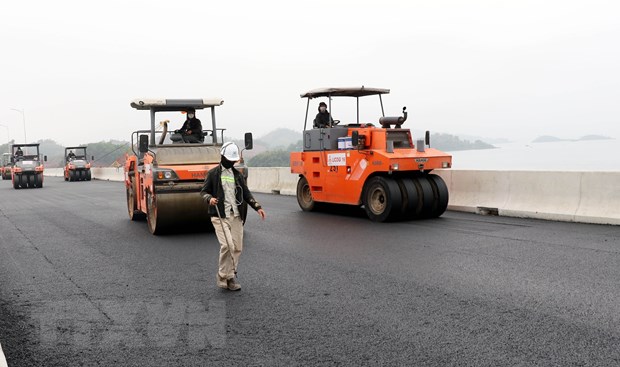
[211,215,244,281]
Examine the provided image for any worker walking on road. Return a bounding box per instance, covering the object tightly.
[200,142,266,291]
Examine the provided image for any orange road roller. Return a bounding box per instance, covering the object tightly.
[124,98,253,234]
[11,143,47,189]
[290,87,452,222]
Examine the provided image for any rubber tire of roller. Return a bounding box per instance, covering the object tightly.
[412,176,434,218]
[296,176,317,212]
[396,178,420,220]
[146,192,161,235]
[127,184,145,221]
[363,176,402,222]
[20,174,28,188]
[427,174,449,218]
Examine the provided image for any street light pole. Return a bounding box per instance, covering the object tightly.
[10,108,26,143]
[0,124,9,153]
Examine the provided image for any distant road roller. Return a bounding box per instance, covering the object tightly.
[64,146,93,181]
[11,143,47,189]
[290,87,452,222]
[125,98,253,235]
[1,153,12,180]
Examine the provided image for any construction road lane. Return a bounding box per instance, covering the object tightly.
[1,177,619,366]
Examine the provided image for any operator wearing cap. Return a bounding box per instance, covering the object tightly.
[171,108,204,143]
[200,142,266,291]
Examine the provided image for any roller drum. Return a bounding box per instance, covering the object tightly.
[147,191,211,234]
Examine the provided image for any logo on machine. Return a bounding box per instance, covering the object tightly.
[415,158,428,163]
[327,153,346,167]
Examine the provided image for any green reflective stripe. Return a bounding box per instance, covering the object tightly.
[221,176,235,183]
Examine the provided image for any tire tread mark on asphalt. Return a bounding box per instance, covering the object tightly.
[460,232,620,256]
[0,207,112,322]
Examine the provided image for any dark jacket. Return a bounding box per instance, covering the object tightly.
[313,111,333,128]
[200,165,262,219]
[180,118,203,137]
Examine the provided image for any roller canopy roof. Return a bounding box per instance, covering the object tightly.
[12,143,40,147]
[301,87,390,98]
[130,98,224,111]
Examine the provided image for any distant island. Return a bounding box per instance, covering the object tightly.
[431,133,495,152]
[533,135,614,143]
[578,135,614,141]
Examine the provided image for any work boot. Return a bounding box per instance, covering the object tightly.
[227,278,241,291]
[217,275,228,289]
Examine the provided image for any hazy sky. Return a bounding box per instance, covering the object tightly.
[1,0,619,146]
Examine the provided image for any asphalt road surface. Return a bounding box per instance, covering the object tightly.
[1,177,619,366]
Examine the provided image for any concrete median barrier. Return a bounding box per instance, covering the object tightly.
[434,170,511,214]
[501,171,582,222]
[246,167,298,195]
[44,167,64,177]
[437,170,620,225]
[44,167,124,181]
[246,167,281,194]
[573,171,620,224]
[91,167,124,181]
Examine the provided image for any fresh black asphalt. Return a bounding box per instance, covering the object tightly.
[1,177,619,366]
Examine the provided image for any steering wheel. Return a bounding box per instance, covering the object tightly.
[331,120,341,126]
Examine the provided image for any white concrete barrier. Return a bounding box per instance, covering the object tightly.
[502,171,582,222]
[247,167,297,195]
[246,167,281,194]
[91,167,124,181]
[434,170,511,214]
[574,172,620,224]
[436,170,620,225]
[44,167,124,181]
[44,167,64,177]
[46,166,620,225]
[278,168,298,196]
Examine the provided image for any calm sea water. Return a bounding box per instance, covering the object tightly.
[446,139,620,171]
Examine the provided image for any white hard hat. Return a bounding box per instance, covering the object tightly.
[220,142,240,161]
